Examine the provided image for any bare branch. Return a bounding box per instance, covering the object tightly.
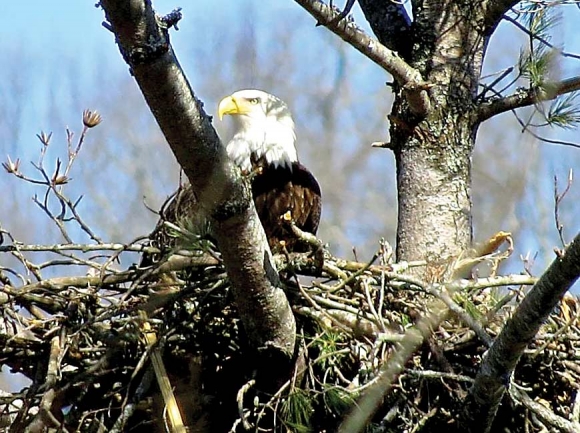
[461,232,580,433]
[357,0,412,58]
[503,15,580,60]
[477,76,580,122]
[99,0,296,361]
[508,103,580,149]
[294,0,431,116]
[510,385,580,433]
[554,170,573,248]
[0,242,158,255]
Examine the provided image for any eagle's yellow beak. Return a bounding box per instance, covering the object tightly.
[218,95,250,120]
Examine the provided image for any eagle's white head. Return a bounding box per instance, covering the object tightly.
[217,89,298,172]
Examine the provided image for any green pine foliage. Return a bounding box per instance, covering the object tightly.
[516,3,580,129]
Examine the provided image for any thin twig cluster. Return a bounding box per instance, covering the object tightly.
[1,118,579,432]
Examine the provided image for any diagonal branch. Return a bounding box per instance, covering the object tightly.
[477,76,580,123]
[294,0,431,117]
[357,0,412,59]
[99,0,296,364]
[460,232,580,433]
[483,0,520,34]
[503,15,580,61]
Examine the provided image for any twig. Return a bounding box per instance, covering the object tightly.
[138,310,186,433]
[425,284,494,347]
[406,369,474,383]
[328,253,378,293]
[510,384,580,433]
[236,379,256,430]
[361,278,384,330]
[477,76,580,122]
[294,277,353,334]
[554,169,573,248]
[503,15,580,61]
[447,274,537,291]
[477,67,514,100]
[293,0,431,116]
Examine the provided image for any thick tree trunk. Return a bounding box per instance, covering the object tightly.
[394,121,474,268]
[383,1,487,268]
[99,0,296,377]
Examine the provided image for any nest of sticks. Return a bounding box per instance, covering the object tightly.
[1,226,579,433]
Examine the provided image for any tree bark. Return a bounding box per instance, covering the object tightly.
[358,0,412,59]
[461,232,580,433]
[99,0,296,367]
[387,1,488,269]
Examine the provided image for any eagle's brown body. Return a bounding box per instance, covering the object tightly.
[149,89,321,255]
[252,160,321,252]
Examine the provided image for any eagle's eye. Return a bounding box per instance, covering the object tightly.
[248,97,260,105]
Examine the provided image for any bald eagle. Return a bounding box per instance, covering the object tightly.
[218,89,322,252]
[150,90,321,255]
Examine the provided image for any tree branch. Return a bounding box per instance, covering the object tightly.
[357,0,412,60]
[461,232,580,433]
[503,15,580,61]
[99,0,296,363]
[294,0,431,117]
[477,76,580,123]
[483,0,520,35]
[509,385,580,433]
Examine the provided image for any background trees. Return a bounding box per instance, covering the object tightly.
[2,1,577,262]
[1,1,580,432]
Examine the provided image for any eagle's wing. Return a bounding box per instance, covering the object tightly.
[252,162,321,252]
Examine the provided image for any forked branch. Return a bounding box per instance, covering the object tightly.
[294,0,431,116]
[99,0,296,362]
[461,232,580,433]
[477,76,580,122]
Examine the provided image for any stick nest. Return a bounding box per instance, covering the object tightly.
[1,230,579,433]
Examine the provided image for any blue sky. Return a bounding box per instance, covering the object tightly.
[0,0,579,270]
[0,0,580,393]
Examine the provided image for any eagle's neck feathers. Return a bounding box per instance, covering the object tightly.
[226,112,297,173]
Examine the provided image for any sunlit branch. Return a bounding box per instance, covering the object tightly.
[99,0,296,361]
[0,242,158,255]
[462,232,580,433]
[477,76,580,122]
[293,0,431,116]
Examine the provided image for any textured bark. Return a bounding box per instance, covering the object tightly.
[294,0,431,116]
[358,0,412,60]
[461,232,580,433]
[483,0,521,34]
[99,0,295,362]
[387,0,488,269]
